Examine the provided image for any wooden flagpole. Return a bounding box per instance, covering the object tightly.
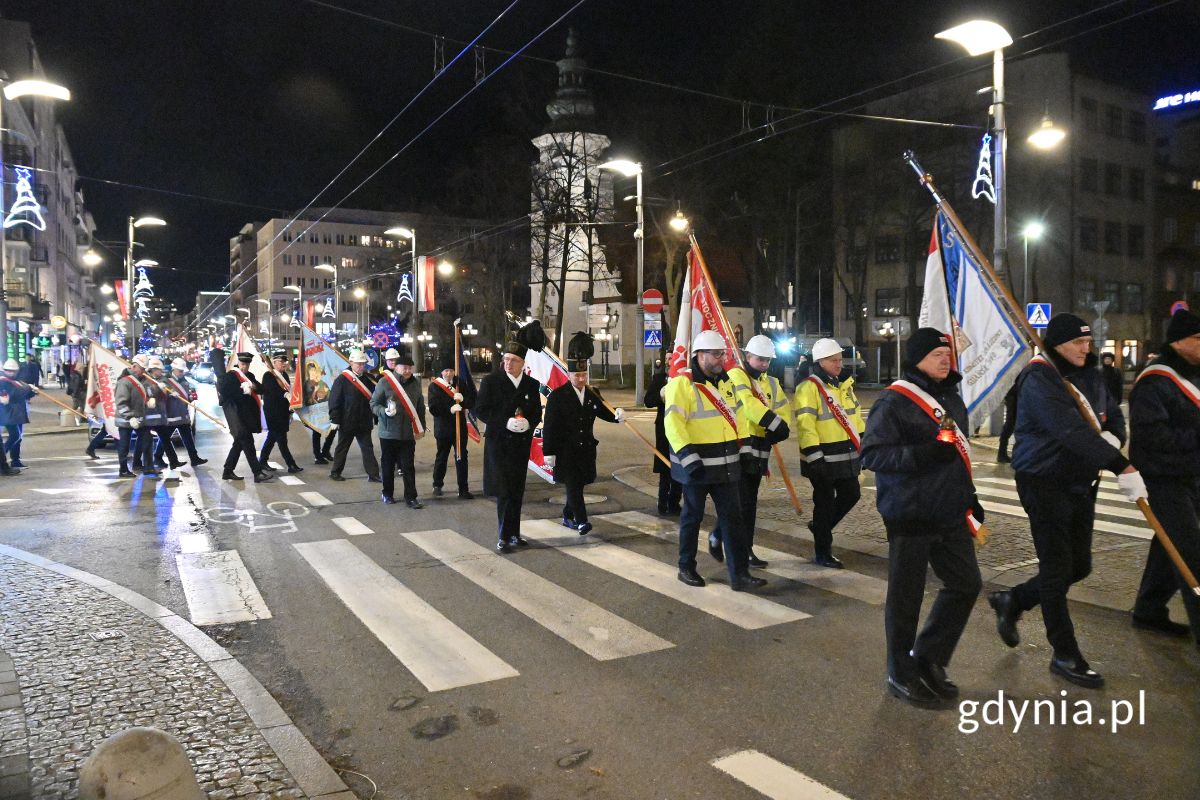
[454,320,463,462]
[22,381,88,420]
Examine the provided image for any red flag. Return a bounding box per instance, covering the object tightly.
[304,300,315,328]
[114,280,130,320]
[417,256,436,312]
[668,245,739,377]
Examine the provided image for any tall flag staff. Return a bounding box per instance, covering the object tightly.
[904,150,1198,595]
[454,318,463,463]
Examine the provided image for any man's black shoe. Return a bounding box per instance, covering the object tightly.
[10,460,25,468]
[988,591,1021,648]
[314,457,329,465]
[1131,613,1192,637]
[329,473,345,481]
[154,459,167,468]
[0,466,19,476]
[367,475,382,483]
[996,452,1011,464]
[432,486,444,497]
[169,461,186,470]
[458,491,475,500]
[287,465,304,474]
[886,675,942,707]
[657,505,669,516]
[407,499,424,509]
[667,505,682,516]
[511,537,530,547]
[561,517,579,530]
[708,534,724,563]
[496,539,512,554]
[577,522,593,536]
[812,553,843,569]
[748,551,769,568]
[917,659,959,700]
[118,469,134,478]
[85,448,97,459]
[1050,655,1104,688]
[253,471,273,483]
[381,495,397,505]
[191,457,209,466]
[730,574,767,592]
[223,471,244,481]
[677,569,706,587]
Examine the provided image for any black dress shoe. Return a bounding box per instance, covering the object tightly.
[1050,655,1104,688]
[677,569,706,587]
[367,475,382,483]
[406,499,424,509]
[730,574,768,592]
[253,471,274,483]
[191,456,209,466]
[748,551,769,568]
[917,659,959,700]
[577,522,593,536]
[287,465,304,474]
[561,517,579,530]
[708,534,724,563]
[154,459,167,468]
[314,457,330,465]
[1131,614,1192,637]
[10,460,25,468]
[169,461,186,470]
[496,540,513,554]
[458,491,475,500]
[223,471,244,481]
[381,495,397,505]
[118,469,135,478]
[329,473,345,481]
[988,590,1021,648]
[996,452,1011,463]
[886,675,942,707]
[85,448,98,459]
[657,505,669,516]
[812,553,843,569]
[0,466,20,476]
[432,486,443,497]
[511,536,530,547]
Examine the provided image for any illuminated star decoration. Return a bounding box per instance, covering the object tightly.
[972,133,996,205]
[4,167,47,231]
[132,267,155,320]
[321,298,335,319]
[397,273,414,305]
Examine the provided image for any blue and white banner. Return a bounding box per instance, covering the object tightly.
[918,211,1029,430]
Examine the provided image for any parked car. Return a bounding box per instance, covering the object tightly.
[190,363,215,384]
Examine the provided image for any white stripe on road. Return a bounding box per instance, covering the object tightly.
[278,475,305,486]
[0,499,18,504]
[599,511,886,606]
[712,750,853,799]
[521,519,809,630]
[178,534,213,553]
[974,477,1132,512]
[175,550,272,625]
[293,539,518,691]
[977,499,1150,540]
[298,491,332,507]
[331,517,374,536]
[404,529,673,661]
[32,488,73,495]
[267,462,284,470]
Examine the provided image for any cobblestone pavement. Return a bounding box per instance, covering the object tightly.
[0,554,316,800]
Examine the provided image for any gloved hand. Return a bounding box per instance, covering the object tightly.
[971,496,986,523]
[1117,470,1148,503]
[129,417,141,429]
[1099,431,1122,450]
[147,397,157,409]
[385,401,397,417]
[614,407,626,423]
[543,455,556,469]
[241,382,254,395]
[914,440,959,467]
[506,416,530,434]
[767,420,790,445]
[659,386,667,400]
[0,395,8,405]
[328,422,339,431]
[450,403,462,414]
[453,392,464,403]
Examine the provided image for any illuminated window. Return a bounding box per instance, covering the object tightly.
[875,288,904,317]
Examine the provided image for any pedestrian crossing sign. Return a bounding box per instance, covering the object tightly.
[643,329,663,348]
[1026,303,1051,328]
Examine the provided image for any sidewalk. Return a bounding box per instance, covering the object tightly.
[17,384,90,438]
[0,546,353,800]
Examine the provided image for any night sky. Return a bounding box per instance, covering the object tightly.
[3,0,1196,310]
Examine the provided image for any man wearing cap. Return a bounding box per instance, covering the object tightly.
[862,327,983,707]
[142,357,179,480]
[542,334,623,535]
[987,313,1142,688]
[428,360,476,499]
[664,329,766,592]
[154,358,206,467]
[259,350,303,474]
[793,337,864,568]
[113,354,156,478]
[372,348,426,507]
[475,339,542,552]
[328,350,381,483]
[1128,309,1200,647]
[0,359,29,473]
[217,352,272,482]
[708,334,792,567]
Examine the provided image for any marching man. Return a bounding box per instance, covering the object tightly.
[328,351,381,483]
[155,358,207,467]
[371,348,426,507]
[260,350,303,474]
[143,357,180,481]
[428,358,476,499]
[114,354,156,478]
[216,352,272,483]
[542,332,623,536]
[0,358,32,468]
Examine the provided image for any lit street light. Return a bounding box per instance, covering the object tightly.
[437,259,455,277]
[1028,112,1067,150]
[82,250,103,267]
[600,158,646,405]
[669,210,690,233]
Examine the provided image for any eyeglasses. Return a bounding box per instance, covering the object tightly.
[699,349,726,356]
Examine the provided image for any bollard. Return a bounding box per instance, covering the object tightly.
[79,727,204,800]
[59,409,72,427]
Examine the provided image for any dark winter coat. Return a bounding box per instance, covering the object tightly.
[217,368,263,437]
[861,368,975,530]
[542,382,617,486]
[428,375,476,442]
[1129,348,1200,479]
[371,372,426,441]
[645,369,671,475]
[475,369,542,497]
[160,374,195,426]
[328,369,377,433]
[259,370,295,430]
[1101,362,1123,404]
[0,375,32,425]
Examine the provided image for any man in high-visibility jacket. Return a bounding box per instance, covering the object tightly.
[708,334,791,567]
[665,329,767,592]
[794,337,865,568]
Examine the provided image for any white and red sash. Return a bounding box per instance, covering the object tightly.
[165,377,189,399]
[808,375,861,451]
[692,378,740,439]
[432,376,480,442]
[121,374,148,402]
[382,371,425,435]
[340,369,373,400]
[232,368,262,411]
[1136,364,1200,410]
[431,376,455,398]
[1030,355,1102,430]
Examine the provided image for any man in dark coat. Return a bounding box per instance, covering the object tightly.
[259,350,303,473]
[542,340,622,535]
[475,339,542,552]
[0,358,33,468]
[371,348,426,507]
[17,353,41,386]
[861,327,983,707]
[428,360,476,499]
[1100,352,1123,404]
[217,352,272,482]
[154,358,206,467]
[328,350,381,482]
[1128,310,1200,647]
[645,362,681,515]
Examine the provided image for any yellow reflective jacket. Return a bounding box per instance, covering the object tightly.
[793,369,865,479]
[728,365,792,468]
[664,364,747,485]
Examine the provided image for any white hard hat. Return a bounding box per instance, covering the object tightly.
[2,359,17,371]
[171,358,188,371]
[745,335,776,359]
[147,357,165,370]
[383,348,401,361]
[811,338,842,361]
[131,354,151,368]
[348,350,369,364]
[691,330,727,353]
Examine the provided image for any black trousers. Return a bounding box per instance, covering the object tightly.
[810,475,862,555]
[679,480,746,581]
[657,472,682,512]
[562,482,588,525]
[432,436,469,492]
[381,439,417,501]
[118,427,153,471]
[497,485,526,543]
[1134,477,1200,643]
[1011,475,1097,659]
[155,424,199,463]
[224,431,262,474]
[997,392,1018,456]
[151,427,181,467]
[312,429,335,459]
[711,470,764,551]
[331,428,379,479]
[884,521,982,681]
[260,424,298,468]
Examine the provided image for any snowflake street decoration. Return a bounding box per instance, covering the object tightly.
[4,167,47,231]
[972,133,996,205]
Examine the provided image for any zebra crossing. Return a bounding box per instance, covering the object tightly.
[973,471,1151,540]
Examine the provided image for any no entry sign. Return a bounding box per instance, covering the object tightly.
[642,289,664,314]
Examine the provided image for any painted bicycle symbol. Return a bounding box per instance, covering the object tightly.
[200,501,310,533]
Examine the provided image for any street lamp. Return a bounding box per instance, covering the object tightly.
[600,158,645,404]
[437,259,455,277]
[353,286,367,336]
[127,216,166,354]
[100,284,113,296]
[82,250,103,267]
[877,321,898,382]
[937,20,1013,280]
[1021,221,1045,306]
[283,284,302,328]
[256,298,272,351]
[669,209,690,233]
[1028,112,1066,150]
[0,77,70,358]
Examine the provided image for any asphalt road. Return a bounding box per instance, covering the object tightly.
[1,389,1197,800]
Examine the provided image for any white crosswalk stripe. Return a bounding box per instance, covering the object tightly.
[971,473,1151,540]
[175,550,272,625]
[712,750,853,799]
[404,529,673,660]
[297,491,332,507]
[520,518,809,629]
[277,475,305,486]
[598,511,887,605]
[331,516,373,536]
[294,538,519,691]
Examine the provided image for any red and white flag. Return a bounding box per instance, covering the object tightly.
[113,280,130,321]
[85,342,132,438]
[227,324,269,383]
[668,244,739,377]
[416,256,437,312]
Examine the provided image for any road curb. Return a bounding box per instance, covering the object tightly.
[0,543,352,800]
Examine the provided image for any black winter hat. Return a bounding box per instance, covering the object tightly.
[1167,309,1200,343]
[905,327,952,366]
[1043,313,1091,349]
